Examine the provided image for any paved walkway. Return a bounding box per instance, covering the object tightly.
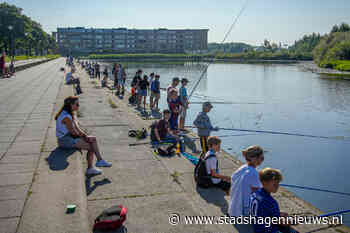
[0,58,64,233]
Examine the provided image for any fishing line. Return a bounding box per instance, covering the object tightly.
[188,0,250,99]
[186,126,348,141]
[281,184,350,197]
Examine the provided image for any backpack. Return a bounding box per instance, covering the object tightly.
[194,153,217,188]
[128,94,136,104]
[128,128,147,140]
[93,205,127,231]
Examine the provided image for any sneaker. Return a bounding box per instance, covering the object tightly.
[86,167,102,175]
[96,159,112,167]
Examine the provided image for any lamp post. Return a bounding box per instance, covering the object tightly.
[8,25,13,57]
[25,32,31,56]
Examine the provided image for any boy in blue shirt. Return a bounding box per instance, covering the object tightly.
[250,168,298,233]
[151,74,160,110]
[179,78,189,131]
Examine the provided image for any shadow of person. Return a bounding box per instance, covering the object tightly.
[195,185,228,215]
[233,223,255,233]
[93,225,127,233]
[45,147,78,171]
[85,177,112,196]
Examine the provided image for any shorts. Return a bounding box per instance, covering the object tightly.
[151,91,160,98]
[117,79,125,86]
[139,89,147,97]
[213,180,231,192]
[57,134,80,149]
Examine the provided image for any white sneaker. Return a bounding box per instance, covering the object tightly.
[86,167,102,175]
[95,159,112,167]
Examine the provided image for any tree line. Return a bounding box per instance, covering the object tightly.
[0,2,58,57]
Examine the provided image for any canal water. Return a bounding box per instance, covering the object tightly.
[106,61,350,225]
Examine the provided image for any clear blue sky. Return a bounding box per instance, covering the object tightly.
[3,0,350,45]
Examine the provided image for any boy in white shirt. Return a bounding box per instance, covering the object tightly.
[204,136,231,194]
[228,145,264,217]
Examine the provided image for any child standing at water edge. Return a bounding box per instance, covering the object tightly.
[193,102,219,154]
[139,75,149,112]
[204,136,231,193]
[250,168,299,233]
[149,73,155,108]
[179,78,189,131]
[168,89,182,130]
[228,145,264,217]
[151,74,161,110]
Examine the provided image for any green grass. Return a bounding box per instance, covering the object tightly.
[5,54,60,62]
[320,60,350,72]
[82,51,312,61]
[333,60,350,71]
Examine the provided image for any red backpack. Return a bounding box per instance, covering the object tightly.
[93,205,127,231]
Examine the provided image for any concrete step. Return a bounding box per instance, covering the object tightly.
[17,64,90,233]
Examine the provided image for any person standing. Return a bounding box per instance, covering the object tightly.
[168,89,182,131]
[193,102,219,155]
[179,78,189,131]
[139,75,149,112]
[167,77,180,104]
[95,63,101,80]
[151,74,161,110]
[149,73,155,108]
[0,52,6,77]
[117,64,124,95]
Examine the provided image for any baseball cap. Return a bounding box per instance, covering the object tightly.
[173,77,180,82]
[181,78,189,83]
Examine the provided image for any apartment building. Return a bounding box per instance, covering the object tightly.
[56,27,208,54]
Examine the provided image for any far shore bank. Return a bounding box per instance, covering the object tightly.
[297,61,350,78]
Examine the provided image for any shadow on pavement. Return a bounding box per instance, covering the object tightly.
[45,147,78,170]
[196,185,228,215]
[85,177,112,196]
[93,225,127,233]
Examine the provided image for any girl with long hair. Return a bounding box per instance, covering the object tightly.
[55,96,112,175]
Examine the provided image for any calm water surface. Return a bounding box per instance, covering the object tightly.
[107,61,350,225]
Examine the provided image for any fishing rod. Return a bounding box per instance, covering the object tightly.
[188,0,250,99]
[320,209,350,218]
[217,127,348,140]
[190,101,262,105]
[185,126,348,141]
[280,184,350,197]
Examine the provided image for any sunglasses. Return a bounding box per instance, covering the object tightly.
[75,102,80,107]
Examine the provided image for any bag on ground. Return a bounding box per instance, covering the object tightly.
[93,205,127,231]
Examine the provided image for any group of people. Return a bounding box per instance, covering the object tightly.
[129,70,161,112]
[56,58,297,233]
[137,72,297,232]
[0,52,15,78]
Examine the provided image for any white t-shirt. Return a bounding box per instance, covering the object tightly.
[65,72,73,83]
[56,111,72,138]
[228,164,262,217]
[205,150,220,184]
